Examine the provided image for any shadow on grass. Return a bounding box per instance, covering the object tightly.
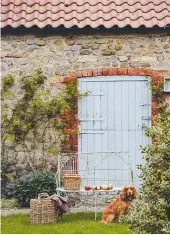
[61,211,101,222]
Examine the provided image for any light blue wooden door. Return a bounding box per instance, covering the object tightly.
[78,76,151,188]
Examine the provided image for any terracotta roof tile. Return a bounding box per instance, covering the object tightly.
[1,0,170,28]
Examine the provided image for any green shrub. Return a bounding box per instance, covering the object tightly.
[120,113,170,234]
[1,198,18,209]
[6,171,56,207]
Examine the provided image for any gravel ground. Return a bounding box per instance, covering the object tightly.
[1,208,30,216]
[1,207,104,216]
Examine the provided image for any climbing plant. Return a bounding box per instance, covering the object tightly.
[149,77,169,112]
[1,69,84,195]
[120,78,170,234]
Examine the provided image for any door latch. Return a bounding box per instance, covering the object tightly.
[139,104,151,107]
[142,116,151,120]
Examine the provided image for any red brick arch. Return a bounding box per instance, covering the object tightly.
[63,67,170,152]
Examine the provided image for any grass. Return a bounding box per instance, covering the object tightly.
[1,212,132,234]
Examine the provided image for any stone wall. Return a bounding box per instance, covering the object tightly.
[1,31,170,176]
[1,32,170,79]
[64,190,119,209]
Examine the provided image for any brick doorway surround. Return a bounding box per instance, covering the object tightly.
[62,67,170,153]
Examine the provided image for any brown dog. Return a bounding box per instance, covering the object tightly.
[101,185,138,224]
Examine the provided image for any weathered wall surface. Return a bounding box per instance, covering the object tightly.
[1,31,170,177]
[1,33,170,78]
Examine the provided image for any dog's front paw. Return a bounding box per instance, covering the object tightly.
[100,220,108,224]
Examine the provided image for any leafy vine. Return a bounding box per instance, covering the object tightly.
[1,69,84,193]
[148,77,169,112]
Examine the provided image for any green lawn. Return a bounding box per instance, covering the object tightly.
[1,212,132,234]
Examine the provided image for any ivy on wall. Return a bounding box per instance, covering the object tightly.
[149,78,169,112]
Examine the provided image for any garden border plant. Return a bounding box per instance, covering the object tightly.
[120,78,170,234]
[6,171,57,207]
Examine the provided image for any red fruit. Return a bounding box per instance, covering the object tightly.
[85,185,91,191]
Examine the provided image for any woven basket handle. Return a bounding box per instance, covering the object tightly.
[38,193,50,199]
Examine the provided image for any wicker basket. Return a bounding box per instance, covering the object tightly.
[30,193,57,224]
[63,174,81,190]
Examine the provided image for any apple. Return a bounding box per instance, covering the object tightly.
[97,186,101,190]
[101,185,111,190]
[85,185,91,191]
[109,184,114,189]
[101,185,108,190]
[91,186,97,190]
[101,185,105,190]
